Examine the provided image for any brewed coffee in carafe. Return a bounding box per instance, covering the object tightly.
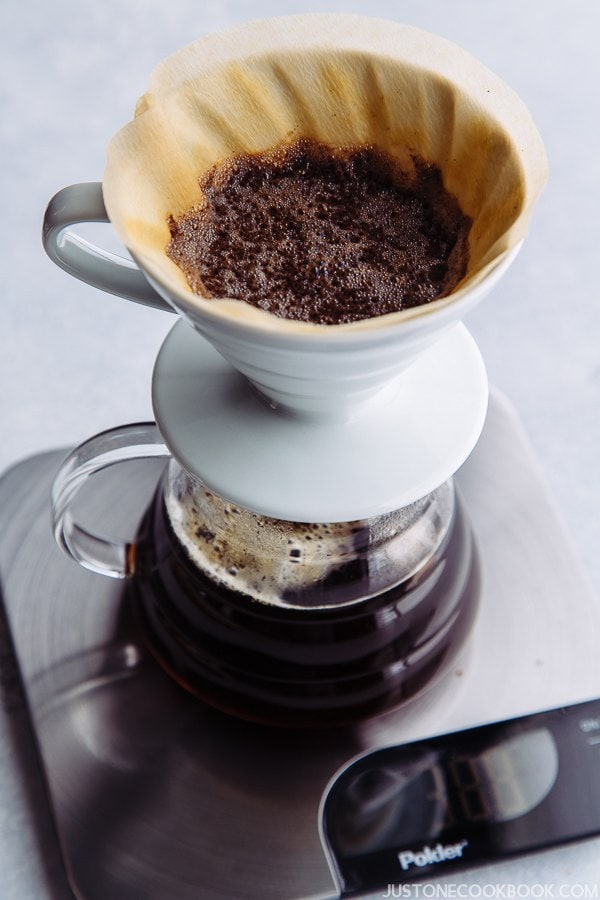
[129,462,480,727]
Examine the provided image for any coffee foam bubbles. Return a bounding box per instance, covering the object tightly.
[164,468,455,609]
[166,141,471,325]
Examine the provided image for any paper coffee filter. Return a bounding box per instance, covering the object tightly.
[103,14,548,333]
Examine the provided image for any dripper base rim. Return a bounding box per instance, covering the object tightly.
[151,320,488,521]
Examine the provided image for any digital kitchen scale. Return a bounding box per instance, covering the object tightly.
[322,698,600,893]
[1,390,599,899]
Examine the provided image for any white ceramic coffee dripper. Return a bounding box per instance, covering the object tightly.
[43,176,518,522]
[43,14,547,523]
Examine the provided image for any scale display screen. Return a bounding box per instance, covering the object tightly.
[321,698,600,895]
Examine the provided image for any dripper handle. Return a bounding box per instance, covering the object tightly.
[51,423,170,578]
[42,182,173,312]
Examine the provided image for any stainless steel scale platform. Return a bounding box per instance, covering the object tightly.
[1,390,599,899]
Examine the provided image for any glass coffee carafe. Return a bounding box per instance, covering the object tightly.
[51,420,479,727]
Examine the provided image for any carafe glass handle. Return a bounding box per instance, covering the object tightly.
[51,423,170,578]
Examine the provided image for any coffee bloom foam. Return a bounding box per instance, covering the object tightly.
[164,471,454,609]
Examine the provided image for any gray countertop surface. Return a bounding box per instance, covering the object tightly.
[1,0,599,896]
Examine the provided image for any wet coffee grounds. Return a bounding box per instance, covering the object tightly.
[166,139,471,325]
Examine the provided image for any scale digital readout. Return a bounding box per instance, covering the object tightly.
[321,698,600,895]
